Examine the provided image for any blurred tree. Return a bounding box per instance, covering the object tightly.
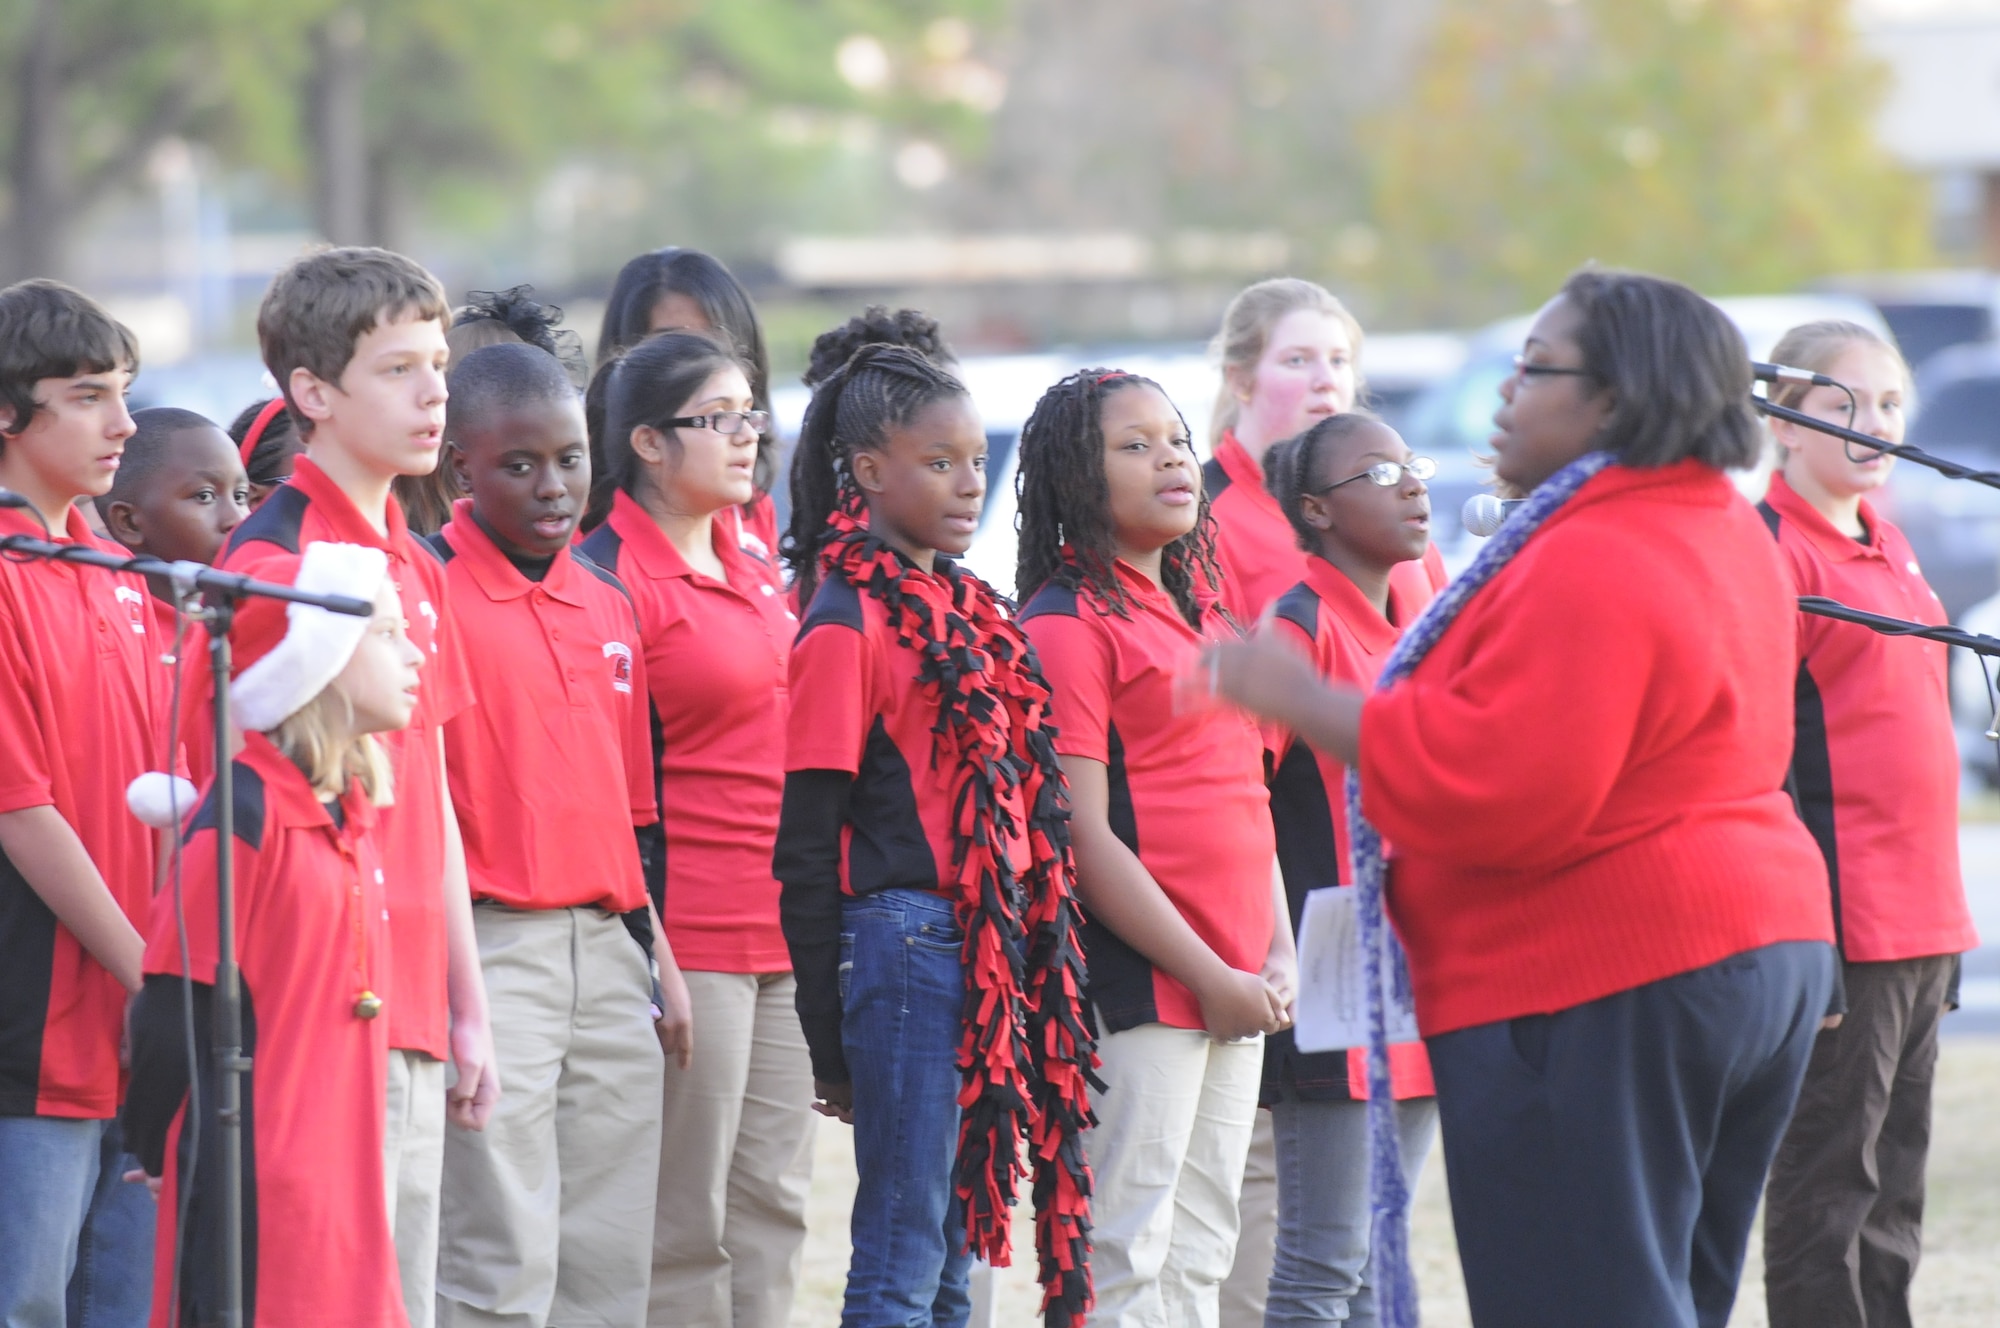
[0,0,251,280]
[1366,0,1932,325]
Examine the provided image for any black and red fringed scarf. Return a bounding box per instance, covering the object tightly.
[819,497,1099,1325]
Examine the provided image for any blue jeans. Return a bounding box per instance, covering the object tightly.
[0,1115,155,1328]
[1265,1095,1438,1327]
[839,889,972,1328]
[1427,940,1835,1328]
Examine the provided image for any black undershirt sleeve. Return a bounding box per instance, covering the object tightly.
[774,768,854,1085]
[123,974,213,1176]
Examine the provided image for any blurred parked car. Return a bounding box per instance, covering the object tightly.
[1812,270,2000,373]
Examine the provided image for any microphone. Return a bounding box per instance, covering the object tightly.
[1462,493,1524,538]
[1751,362,1839,389]
[0,487,32,510]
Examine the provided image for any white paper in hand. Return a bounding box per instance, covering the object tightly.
[1292,886,1419,1054]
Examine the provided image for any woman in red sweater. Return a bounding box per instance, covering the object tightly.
[1199,270,1837,1328]
[1755,321,1978,1328]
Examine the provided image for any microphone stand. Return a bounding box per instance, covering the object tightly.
[1753,396,2000,491]
[0,529,371,1328]
[1797,595,2000,657]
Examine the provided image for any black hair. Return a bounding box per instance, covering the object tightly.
[452,285,588,387]
[92,407,222,524]
[597,248,774,496]
[588,330,750,528]
[803,306,951,388]
[781,343,971,604]
[1015,370,1223,629]
[227,397,302,489]
[0,279,139,449]
[444,342,580,445]
[1266,412,1383,552]
[1558,268,1761,470]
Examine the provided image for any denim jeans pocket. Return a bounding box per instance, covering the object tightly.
[838,930,855,1003]
[908,915,962,954]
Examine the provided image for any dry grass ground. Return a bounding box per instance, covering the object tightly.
[790,1037,2000,1326]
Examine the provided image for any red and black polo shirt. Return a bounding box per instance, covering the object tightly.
[1263,556,1434,1101]
[1020,562,1275,1035]
[0,504,167,1119]
[434,501,655,915]
[217,456,475,1058]
[1761,474,1978,963]
[583,491,795,971]
[128,732,404,1328]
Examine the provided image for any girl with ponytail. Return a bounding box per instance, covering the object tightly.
[1014,369,1293,1327]
[773,344,1098,1326]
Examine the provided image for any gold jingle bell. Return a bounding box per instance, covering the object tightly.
[354,991,384,1020]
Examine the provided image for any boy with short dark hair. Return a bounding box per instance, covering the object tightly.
[0,278,165,1326]
[429,342,678,1328]
[94,407,249,639]
[222,245,494,1328]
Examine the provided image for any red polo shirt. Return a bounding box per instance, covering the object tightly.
[1021,563,1275,1035]
[1204,428,1447,625]
[1264,556,1434,1099]
[140,733,403,1328]
[219,456,475,1058]
[0,504,167,1118]
[584,491,794,971]
[436,502,655,914]
[1359,461,1836,1036]
[786,560,1027,903]
[1760,475,1977,963]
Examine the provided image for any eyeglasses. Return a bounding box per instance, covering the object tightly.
[1512,355,1592,380]
[1316,456,1437,492]
[663,410,770,436]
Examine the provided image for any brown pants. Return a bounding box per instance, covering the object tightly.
[1763,954,1955,1328]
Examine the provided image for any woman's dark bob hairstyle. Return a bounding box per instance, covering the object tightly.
[1560,268,1760,472]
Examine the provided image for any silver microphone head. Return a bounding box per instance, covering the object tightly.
[1461,493,1520,538]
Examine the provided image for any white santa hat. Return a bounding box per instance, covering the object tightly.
[228,541,390,733]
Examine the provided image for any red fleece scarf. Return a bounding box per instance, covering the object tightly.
[820,499,1099,1324]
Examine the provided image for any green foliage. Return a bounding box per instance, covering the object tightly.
[1362,0,1933,326]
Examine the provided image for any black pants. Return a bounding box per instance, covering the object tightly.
[1763,954,1954,1328]
[1426,940,1835,1328]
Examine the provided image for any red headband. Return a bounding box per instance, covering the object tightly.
[1095,371,1132,386]
[238,398,289,469]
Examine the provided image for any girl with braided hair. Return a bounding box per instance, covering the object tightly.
[1255,413,1440,1328]
[1013,369,1294,1328]
[773,343,1097,1327]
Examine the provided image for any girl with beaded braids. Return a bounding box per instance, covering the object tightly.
[1254,413,1441,1328]
[1014,369,1294,1327]
[773,343,1098,1326]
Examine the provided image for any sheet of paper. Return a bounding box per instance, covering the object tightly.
[1292,886,1419,1054]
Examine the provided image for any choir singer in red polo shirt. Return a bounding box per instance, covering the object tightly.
[1197,269,1839,1328]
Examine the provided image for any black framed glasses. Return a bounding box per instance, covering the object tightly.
[1512,354,1592,380]
[663,410,770,436]
[1317,456,1437,493]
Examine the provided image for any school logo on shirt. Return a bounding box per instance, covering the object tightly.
[114,585,147,634]
[417,599,439,652]
[603,640,634,693]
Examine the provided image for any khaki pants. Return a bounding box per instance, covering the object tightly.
[437,905,665,1328]
[1218,1111,1276,1328]
[649,970,815,1328]
[1085,1023,1264,1328]
[1764,954,1954,1328]
[386,1048,448,1328]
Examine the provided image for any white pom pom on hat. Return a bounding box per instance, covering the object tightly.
[126,772,199,830]
[229,542,389,733]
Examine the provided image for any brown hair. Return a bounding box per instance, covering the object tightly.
[1765,320,1913,412]
[256,247,449,437]
[1208,277,1364,446]
[268,687,394,805]
[0,279,138,447]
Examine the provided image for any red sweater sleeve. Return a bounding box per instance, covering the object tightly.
[1359,529,1658,869]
